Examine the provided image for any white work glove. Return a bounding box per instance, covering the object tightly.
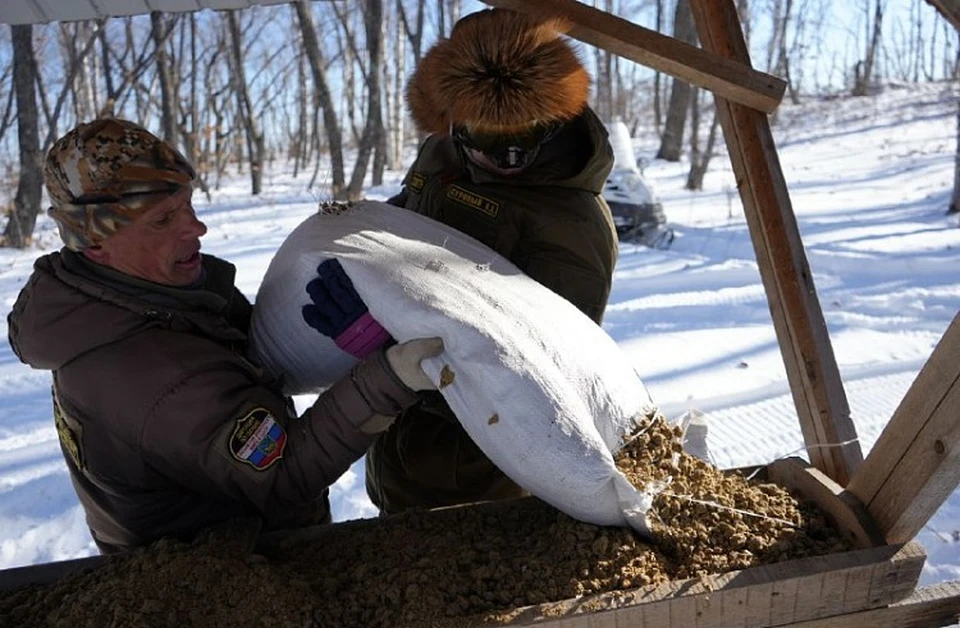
[385,337,444,391]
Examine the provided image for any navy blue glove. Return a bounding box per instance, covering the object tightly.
[302,259,391,358]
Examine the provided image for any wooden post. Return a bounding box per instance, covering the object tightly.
[478,0,785,113]
[925,0,960,31]
[848,312,960,544]
[688,0,863,485]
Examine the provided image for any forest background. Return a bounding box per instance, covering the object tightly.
[0,0,958,250]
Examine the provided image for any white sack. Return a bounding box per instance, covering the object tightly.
[249,201,658,533]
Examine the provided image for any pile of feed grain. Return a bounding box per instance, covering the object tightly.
[0,413,850,627]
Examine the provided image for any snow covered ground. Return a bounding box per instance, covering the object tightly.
[0,81,957,590]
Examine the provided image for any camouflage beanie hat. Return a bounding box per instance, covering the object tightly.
[44,118,196,251]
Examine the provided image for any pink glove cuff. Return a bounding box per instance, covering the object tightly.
[334,312,392,358]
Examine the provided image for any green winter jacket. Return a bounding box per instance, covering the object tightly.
[367,106,618,514]
[388,106,617,323]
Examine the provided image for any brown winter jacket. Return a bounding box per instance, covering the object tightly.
[8,250,418,553]
[367,106,618,514]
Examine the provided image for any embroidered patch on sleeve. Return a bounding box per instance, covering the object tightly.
[229,408,286,470]
[408,172,426,193]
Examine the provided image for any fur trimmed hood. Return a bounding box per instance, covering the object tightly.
[407,8,590,136]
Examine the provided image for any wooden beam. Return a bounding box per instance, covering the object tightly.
[848,312,960,544]
[687,0,863,486]
[494,543,925,626]
[791,580,960,628]
[926,0,960,31]
[477,0,786,113]
[765,458,884,550]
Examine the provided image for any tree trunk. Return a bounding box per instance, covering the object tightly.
[388,1,406,170]
[593,0,615,122]
[684,88,721,191]
[653,0,663,133]
[98,20,117,116]
[226,10,264,195]
[42,21,103,151]
[346,0,385,200]
[773,0,800,104]
[949,96,960,214]
[854,0,886,96]
[737,0,751,46]
[396,0,426,66]
[294,41,308,178]
[151,12,179,143]
[656,0,696,162]
[295,0,347,200]
[3,24,43,249]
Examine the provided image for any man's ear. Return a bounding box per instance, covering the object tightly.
[82,246,109,264]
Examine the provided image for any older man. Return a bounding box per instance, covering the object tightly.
[8,118,441,553]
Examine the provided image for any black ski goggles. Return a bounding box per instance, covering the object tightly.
[452,122,560,170]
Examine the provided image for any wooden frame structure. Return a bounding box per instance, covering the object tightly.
[476,0,960,623]
[0,0,958,624]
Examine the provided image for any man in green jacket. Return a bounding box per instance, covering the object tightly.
[8,118,442,553]
[366,8,619,514]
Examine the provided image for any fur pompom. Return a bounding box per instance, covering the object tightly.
[407,9,590,136]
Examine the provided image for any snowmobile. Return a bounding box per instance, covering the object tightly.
[603,120,674,249]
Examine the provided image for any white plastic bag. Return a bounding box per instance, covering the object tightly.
[249,201,658,533]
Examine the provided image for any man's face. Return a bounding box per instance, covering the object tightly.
[83,188,207,286]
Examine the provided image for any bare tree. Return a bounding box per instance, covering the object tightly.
[738,0,752,46]
[344,0,385,200]
[949,32,960,216]
[61,22,100,120]
[0,64,16,144]
[150,12,178,142]
[653,0,664,133]
[950,96,960,215]
[41,21,103,151]
[770,0,801,103]
[292,29,309,178]
[853,0,887,96]
[593,0,615,122]
[656,0,696,161]
[226,10,266,195]
[397,0,427,66]
[99,18,163,119]
[684,86,721,191]
[295,0,347,199]
[3,25,43,249]
[387,1,407,170]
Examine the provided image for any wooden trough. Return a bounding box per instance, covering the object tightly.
[256,456,956,627]
[1,0,959,625]
[0,455,956,626]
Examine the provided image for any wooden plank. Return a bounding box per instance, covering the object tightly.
[500,543,925,627]
[925,0,960,31]
[788,580,960,627]
[0,0,48,24]
[0,554,108,592]
[89,0,151,18]
[148,0,203,14]
[477,0,785,113]
[688,0,862,486]
[848,312,960,544]
[0,517,258,593]
[718,583,750,628]
[29,0,98,22]
[766,458,884,549]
